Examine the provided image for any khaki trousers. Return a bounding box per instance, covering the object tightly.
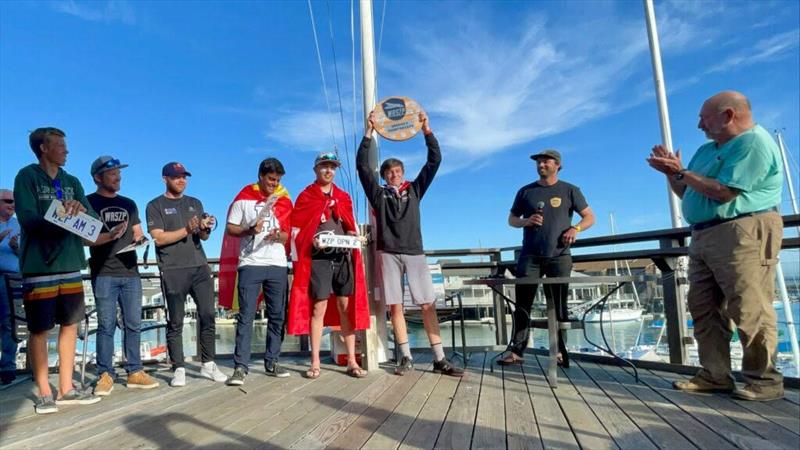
[687,211,783,386]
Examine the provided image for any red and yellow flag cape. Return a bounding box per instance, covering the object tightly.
[218,183,292,310]
[287,182,370,335]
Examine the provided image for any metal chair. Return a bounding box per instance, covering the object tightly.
[403,292,468,366]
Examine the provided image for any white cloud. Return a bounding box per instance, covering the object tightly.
[50,0,136,25]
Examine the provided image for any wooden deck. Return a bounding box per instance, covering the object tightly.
[1,351,798,449]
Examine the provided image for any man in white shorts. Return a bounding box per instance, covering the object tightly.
[357,111,463,377]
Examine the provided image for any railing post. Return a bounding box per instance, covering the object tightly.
[655,238,689,364]
[490,250,508,346]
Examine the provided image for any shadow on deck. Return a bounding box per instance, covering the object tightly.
[1,351,798,449]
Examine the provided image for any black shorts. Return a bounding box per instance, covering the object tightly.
[310,258,353,300]
[22,272,86,333]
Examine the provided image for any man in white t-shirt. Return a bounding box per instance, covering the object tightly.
[223,158,293,385]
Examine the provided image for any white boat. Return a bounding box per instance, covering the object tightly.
[584,307,644,323]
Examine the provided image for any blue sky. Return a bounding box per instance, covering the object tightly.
[1,0,799,270]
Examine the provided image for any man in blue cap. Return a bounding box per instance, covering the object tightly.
[87,156,159,396]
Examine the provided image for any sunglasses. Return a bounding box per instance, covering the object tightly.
[1,199,13,204]
[52,179,63,201]
[100,158,121,169]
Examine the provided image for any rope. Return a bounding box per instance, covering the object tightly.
[325,0,357,211]
[351,0,361,219]
[307,0,338,152]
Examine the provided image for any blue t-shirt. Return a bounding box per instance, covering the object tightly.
[682,124,783,224]
[0,216,20,273]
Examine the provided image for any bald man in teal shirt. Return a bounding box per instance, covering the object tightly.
[648,91,784,401]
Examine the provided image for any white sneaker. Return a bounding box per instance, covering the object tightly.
[170,368,186,387]
[200,361,227,383]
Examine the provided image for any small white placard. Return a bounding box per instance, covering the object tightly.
[44,200,103,243]
[317,234,363,249]
[116,237,150,254]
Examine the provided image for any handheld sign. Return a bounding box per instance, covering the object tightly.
[372,96,424,141]
[116,237,150,255]
[45,200,102,242]
[317,233,364,249]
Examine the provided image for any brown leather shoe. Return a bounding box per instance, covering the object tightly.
[673,375,734,393]
[94,372,114,396]
[127,370,160,390]
[733,384,784,401]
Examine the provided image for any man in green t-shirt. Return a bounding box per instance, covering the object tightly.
[14,127,102,413]
[647,91,784,401]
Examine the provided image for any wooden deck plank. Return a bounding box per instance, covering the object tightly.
[361,360,442,450]
[434,353,485,450]
[562,360,656,450]
[291,367,402,449]
[503,362,543,450]
[653,370,799,450]
[328,355,433,450]
[598,364,722,449]
[398,362,461,450]
[3,366,225,448]
[60,364,285,450]
[471,355,506,450]
[521,355,581,450]
[639,369,775,450]
[783,389,799,405]
[259,366,385,448]
[576,361,696,450]
[523,355,618,449]
[177,362,322,448]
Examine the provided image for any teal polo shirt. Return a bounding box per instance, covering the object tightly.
[682,124,783,225]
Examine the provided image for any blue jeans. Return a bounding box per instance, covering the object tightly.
[93,276,143,376]
[0,273,19,373]
[233,265,288,371]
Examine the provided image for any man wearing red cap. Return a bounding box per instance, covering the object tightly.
[287,152,369,379]
[146,162,226,387]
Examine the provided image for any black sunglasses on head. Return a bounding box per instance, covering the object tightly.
[101,158,121,169]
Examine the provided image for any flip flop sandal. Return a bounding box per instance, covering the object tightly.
[497,352,524,366]
[346,366,368,378]
[305,367,321,379]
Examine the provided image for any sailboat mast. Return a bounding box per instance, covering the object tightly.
[359,0,390,368]
[774,130,800,373]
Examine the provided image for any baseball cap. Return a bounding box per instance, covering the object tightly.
[162,162,192,177]
[314,151,341,168]
[90,156,129,177]
[530,149,562,166]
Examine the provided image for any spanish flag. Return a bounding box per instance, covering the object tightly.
[218,183,292,310]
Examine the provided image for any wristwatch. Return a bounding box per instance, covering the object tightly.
[571,224,582,232]
[674,169,687,181]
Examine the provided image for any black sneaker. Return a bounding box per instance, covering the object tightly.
[265,361,290,378]
[226,367,247,386]
[395,356,414,376]
[433,358,464,377]
[0,370,16,385]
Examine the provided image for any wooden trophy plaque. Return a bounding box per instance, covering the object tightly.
[372,96,424,141]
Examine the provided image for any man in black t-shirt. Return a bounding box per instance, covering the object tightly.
[146,162,226,387]
[87,156,160,395]
[501,149,595,366]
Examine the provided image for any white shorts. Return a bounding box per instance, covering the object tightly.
[379,252,435,306]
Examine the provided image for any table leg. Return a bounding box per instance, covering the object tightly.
[547,296,558,388]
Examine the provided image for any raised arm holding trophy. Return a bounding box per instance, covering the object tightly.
[357,102,463,377]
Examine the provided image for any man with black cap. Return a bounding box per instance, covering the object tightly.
[87,156,159,396]
[146,162,226,387]
[501,149,595,366]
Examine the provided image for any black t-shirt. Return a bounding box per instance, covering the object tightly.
[87,193,141,277]
[510,180,588,258]
[312,193,346,260]
[145,195,209,270]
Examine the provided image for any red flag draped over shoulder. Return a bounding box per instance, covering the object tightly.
[287,182,369,335]
[218,183,292,310]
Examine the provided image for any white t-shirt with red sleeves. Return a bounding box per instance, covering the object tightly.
[227,198,287,268]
